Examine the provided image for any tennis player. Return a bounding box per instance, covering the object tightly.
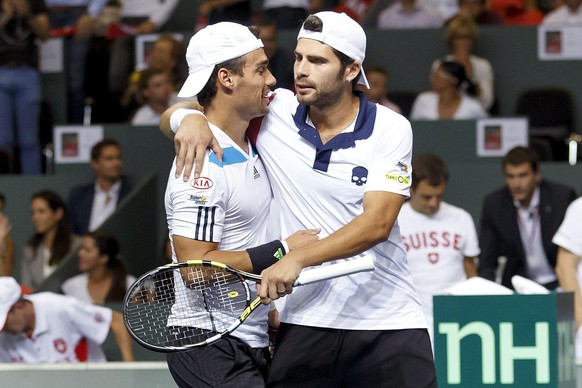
[162,12,437,387]
[163,22,318,387]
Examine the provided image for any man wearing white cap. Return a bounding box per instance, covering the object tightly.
[162,11,436,387]
[163,22,318,387]
[0,276,134,363]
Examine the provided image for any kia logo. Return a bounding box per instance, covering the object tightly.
[190,177,214,190]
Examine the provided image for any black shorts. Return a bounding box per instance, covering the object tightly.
[167,335,270,388]
[268,323,437,388]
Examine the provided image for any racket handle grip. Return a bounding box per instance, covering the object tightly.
[293,256,375,286]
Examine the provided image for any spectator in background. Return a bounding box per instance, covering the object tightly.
[68,139,132,235]
[61,231,135,361]
[0,193,15,276]
[0,276,134,362]
[333,0,375,23]
[479,146,577,290]
[130,67,177,125]
[543,0,582,24]
[107,0,181,107]
[489,0,544,24]
[358,65,401,114]
[446,0,503,25]
[432,16,494,111]
[45,0,109,123]
[377,0,444,29]
[261,0,323,29]
[21,190,81,290]
[255,16,295,90]
[0,0,49,174]
[118,33,184,120]
[553,197,582,358]
[398,153,479,341]
[411,60,486,120]
[196,0,251,29]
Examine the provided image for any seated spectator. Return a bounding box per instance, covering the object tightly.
[543,0,582,24]
[377,0,444,29]
[130,67,177,125]
[398,153,479,341]
[118,34,185,119]
[489,0,544,24]
[446,0,503,25]
[0,276,134,362]
[553,197,582,358]
[0,193,14,277]
[432,16,495,111]
[479,146,577,289]
[68,139,132,235]
[411,60,486,120]
[107,0,181,108]
[358,65,402,114]
[21,190,81,290]
[61,231,135,361]
[197,0,252,29]
[62,231,135,305]
[255,16,295,90]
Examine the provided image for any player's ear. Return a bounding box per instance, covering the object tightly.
[217,68,235,90]
[345,61,361,83]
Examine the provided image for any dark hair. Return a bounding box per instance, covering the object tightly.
[503,146,540,172]
[85,231,128,302]
[411,153,449,190]
[438,60,478,97]
[0,192,5,209]
[137,66,169,104]
[28,190,72,266]
[91,139,121,161]
[302,14,359,89]
[197,26,261,108]
[254,15,277,31]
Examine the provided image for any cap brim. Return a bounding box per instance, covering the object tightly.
[177,66,215,98]
[358,68,370,89]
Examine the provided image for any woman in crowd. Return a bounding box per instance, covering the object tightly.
[411,60,487,120]
[62,231,135,304]
[22,190,80,289]
[432,16,495,112]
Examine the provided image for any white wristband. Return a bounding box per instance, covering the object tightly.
[169,108,206,134]
[280,239,290,254]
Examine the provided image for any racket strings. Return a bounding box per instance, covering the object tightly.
[125,266,251,349]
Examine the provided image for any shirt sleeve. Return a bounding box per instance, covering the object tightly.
[64,296,113,345]
[461,210,481,257]
[167,152,228,243]
[552,198,582,257]
[365,110,413,198]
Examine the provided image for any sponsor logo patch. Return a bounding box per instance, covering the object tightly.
[190,177,214,190]
[253,166,261,179]
[54,338,67,353]
[386,173,410,185]
[396,161,409,172]
[188,195,208,205]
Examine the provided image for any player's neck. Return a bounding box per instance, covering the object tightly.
[206,108,250,153]
[309,93,359,137]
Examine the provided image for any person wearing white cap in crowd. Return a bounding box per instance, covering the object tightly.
[161,11,436,387]
[0,276,134,363]
[163,22,319,387]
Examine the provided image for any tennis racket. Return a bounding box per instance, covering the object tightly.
[123,257,375,352]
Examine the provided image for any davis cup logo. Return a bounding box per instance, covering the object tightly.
[190,177,213,190]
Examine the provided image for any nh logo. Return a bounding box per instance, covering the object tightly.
[439,321,550,384]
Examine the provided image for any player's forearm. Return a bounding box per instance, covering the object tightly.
[110,311,135,361]
[555,248,582,326]
[290,195,404,268]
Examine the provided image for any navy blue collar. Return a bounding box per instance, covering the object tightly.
[293,92,377,172]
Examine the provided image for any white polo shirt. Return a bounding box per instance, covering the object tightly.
[398,201,480,338]
[165,124,272,347]
[257,89,426,330]
[0,293,112,363]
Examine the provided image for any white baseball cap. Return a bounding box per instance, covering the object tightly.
[297,11,369,89]
[178,22,265,98]
[0,277,22,330]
